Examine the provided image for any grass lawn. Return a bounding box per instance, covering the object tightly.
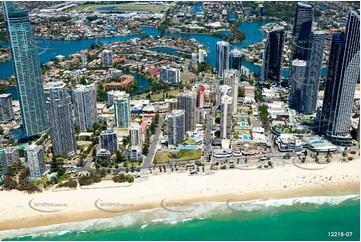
[181,73,197,84]
[154,150,201,164]
[151,89,181,100]
[68,3,170,13]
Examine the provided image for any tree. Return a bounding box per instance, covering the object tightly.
[57,166,66,178]
[116,150,122,163]
[3,176,18,190]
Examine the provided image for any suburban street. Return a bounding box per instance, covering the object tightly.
[142,114,165,168]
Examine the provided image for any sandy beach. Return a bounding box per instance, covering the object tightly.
[0,159,359,236]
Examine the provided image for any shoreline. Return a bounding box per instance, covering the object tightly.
[0,183,359,239]
[0,159,359,238]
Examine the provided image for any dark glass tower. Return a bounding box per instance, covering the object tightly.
[320,10,360,146]
[3,2,47,137]
[229,48,242,72]
[262,27,285,83]
[290,2,313,61]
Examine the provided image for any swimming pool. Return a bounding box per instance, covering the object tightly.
[176,145,199,151]
[242,134,250,140]
[240,121,248,127]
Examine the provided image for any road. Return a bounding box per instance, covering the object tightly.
[142,115,165,168]
[204,79,220,161]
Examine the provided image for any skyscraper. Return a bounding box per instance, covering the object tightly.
[301,31,326,113]
[288,59,307,110]
[288,31,326,113]
[288,2,313,89]
[223,69,239,114]
[27,145,46,179]
[320,10,360,146]
[262,27,285,83]
[114,92,131,128]
[177,91,196,132]
[220,95,233,139]
[3,2,48,137]
[0,94,14,123]
[73,84,98,131]
[129,123,142,147]
[290,2,313,62]
[100,129,118,154]
[168,110,185,145]
[216,41,230,77]
[229,48,242,72]
[47,82,77,157]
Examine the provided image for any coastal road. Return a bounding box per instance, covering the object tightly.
[142,115,165,169]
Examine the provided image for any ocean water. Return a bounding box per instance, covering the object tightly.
[2,195,359,241]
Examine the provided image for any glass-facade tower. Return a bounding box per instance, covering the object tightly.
[3,2,47,137]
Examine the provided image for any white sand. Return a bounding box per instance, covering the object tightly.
[0,159,359,232]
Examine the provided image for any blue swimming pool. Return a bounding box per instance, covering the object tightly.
[240,121,248,127]
[242,134,250,140]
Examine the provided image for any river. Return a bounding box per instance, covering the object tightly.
[1,23,326,100]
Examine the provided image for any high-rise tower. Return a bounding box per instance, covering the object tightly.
[320,10,360,146]
[47,82,77,157]
[3,2,48,136]
[262,27,285,83]
[216,41,230,77]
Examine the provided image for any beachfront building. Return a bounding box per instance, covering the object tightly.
[168,109,185,145]
[0,94,14,123]
[319,10,360,146]
[216,41,230,77]
[0,147,9,175]
[4,2,48,137]
[73,84,98,131]
[114,92,131,128]
[262,27,285,83]
[96,149,111,165]
[47,82,77,157]
[130,146,142,161]
[101,49,113,66]
[100,129,118,154]
[129,123,142,147]
[177,91,196,132]
[220,95,233,139]
[5,146,19,163]
[27,145,46,179]
[223,69,239,114]
[160,66,181,83]
[229,48,242,72]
